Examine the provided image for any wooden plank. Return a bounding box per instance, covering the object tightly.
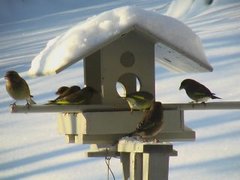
[164,101,240,110]
[118,142,177,154]
[11,101,240,113]
[57,110,184,135]
[11,104,127,113]
[70,130,194,145]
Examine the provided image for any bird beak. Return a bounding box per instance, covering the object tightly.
[179,85,183,90]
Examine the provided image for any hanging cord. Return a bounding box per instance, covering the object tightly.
[105,148,116,180]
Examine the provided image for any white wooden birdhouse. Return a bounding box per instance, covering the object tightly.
[24,6,214,144]
[14,6,219,179]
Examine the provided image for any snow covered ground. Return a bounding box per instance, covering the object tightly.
[1,0,240,179]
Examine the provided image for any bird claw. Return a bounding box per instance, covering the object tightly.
[188,101,196,108]
[153,138,160,143]
[10,102,16,106]
[130,109,133,114]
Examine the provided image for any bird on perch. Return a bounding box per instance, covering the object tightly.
[124,91,154,112]
[55,86,69,96]
[4,71,36,109]
[179,79,221,103]
[47,85,81,104]
[54,86,97,105]
[128,101,163,139]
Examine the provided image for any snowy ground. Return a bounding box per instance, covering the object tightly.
[1,0,240,179]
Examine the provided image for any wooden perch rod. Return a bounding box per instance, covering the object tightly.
[11,101,240,113]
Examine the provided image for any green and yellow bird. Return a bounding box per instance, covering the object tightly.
[47,85,80,104]
[4,70,36,105]
[55,86,97,105]
[55,86,69,96]
[124,91,154,112]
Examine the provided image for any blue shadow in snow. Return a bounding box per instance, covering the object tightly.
[0,145,88,171]
[187,111,240,130]
[171,154,240,173]
[2,157,101,180]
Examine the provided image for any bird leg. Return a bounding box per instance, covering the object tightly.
[152,138,160,143]
[10,102,16,106]
[188,101,195,108]
[25,102,31,110]
[201,102,207,106]
[10,102,17,112]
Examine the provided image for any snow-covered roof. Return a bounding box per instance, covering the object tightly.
[28,6,212,76]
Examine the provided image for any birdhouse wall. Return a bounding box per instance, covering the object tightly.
[57,110,195,144]
[101,31,155,105]
[84,30,155,106]
[84,51,102,104]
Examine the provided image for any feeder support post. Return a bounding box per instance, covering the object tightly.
[119,143,177,180]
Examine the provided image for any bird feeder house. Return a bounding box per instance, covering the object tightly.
[14,6,215,180]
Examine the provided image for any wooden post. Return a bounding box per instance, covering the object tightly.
[121,153,130,180]
[118,142,177,180]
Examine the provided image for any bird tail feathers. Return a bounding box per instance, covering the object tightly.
[44,100,56,105]
[211,94,221,99]
[27,97,36,104]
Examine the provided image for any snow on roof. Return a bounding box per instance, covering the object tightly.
[28,6,212,76]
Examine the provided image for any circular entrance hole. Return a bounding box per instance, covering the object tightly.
[116,73,141,97]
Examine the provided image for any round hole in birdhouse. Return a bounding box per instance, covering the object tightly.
[116,73,141,97]
[116,82,126,97]
[120,51,135,67]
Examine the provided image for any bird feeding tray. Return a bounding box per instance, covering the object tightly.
[11,103,195,144]
[12,101,240,144]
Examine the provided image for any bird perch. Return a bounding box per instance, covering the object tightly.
[11,101,240,113]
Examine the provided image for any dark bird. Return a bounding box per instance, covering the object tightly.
[47,85,80,104]
[124,91,154,112]
[128,101,163,139]
[179,79,221,103]
[55,86,97,105]
[55,86,69,95]
[4,71,36,105]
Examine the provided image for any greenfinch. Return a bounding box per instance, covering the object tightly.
[48,85,80,104]
[55,86,97,105]
[55,86,69,95]
[179,79,221,103]
[124,91,154,112]
[4,71,36,105]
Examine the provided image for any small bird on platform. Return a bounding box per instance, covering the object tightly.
[179,79,221,103]
[55,86,69,96]
[55,86,97,105]
[47,85,81,104]
[128,101,163,139]
[4,71,36,106]
[124,91,154,112]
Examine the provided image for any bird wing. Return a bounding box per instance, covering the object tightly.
[131,95,145,100]
[136,121,156,132]
[190,82,212,97]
